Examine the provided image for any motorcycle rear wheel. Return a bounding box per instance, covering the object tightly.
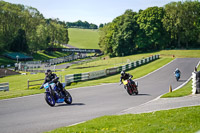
[64,90,72,104]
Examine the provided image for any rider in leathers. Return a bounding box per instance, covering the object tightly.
[40,69,64,94]
[120,71,135,85]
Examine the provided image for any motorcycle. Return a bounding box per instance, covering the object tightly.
[121,79,138,95]
[43,82,72,107]
[175,72,180,81]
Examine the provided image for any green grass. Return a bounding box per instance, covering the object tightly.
[0,51,71,66]
[154,49,200,58]
[68,28,99,49]
[47,105,200,133]
[32,51,71,61]
[161,80,193,98]
[0,56,16,66]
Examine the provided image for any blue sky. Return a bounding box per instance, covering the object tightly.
[4,0,182,25]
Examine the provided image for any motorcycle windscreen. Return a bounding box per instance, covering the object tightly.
[50,83,56,90]
[44,83,49,89]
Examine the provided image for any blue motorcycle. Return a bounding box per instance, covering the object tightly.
[175,73,180,81]
[43,82,72,107]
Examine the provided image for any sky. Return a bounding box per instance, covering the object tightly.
[4,0,183,26]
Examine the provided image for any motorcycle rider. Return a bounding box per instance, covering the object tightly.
[174,68,181,75]
[120,71,135,85]
[40,69,64,94]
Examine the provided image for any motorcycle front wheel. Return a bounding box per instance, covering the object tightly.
[64,89,72,104]
[45,93,55,107]
[125,85,133,95]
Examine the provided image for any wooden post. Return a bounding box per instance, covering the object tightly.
[169,85,172,92]
[28,79,29,89]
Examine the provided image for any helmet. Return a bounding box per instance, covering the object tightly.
[45,69,52,76]
[176,68,179,71]
[121,71,125,76]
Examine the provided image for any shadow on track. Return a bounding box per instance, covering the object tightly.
[178,79,187,82]
[55,103,85,107]
[135,94,151,96]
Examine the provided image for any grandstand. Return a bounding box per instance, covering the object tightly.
[3,52,33,61]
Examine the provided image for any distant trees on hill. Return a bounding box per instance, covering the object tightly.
[0,1,69,54]
[66,20,98,29]
[99,1,200,57]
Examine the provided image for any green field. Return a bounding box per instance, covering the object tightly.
[47,105,200,133]
[68,28,100,49]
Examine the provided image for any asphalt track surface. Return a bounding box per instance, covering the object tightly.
[0,58,199,133]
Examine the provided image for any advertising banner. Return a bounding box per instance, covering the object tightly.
[89,70,106,79]
[106,67,118,75]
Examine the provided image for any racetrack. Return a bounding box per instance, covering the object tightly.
[0,58,199,133]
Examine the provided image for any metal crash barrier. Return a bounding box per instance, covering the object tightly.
[192,71,200,94]
[0,82,9,91]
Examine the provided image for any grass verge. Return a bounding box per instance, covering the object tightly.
[161,80,193,98]
[47,105,200,133]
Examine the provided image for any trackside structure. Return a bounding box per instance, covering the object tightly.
[65,55,159,85]
[192,71,200,94]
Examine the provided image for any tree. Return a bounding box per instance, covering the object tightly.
[136,6,168,51]
[163,1,200,48]
[99,10,139,57]
[99,23,104,28]
[66,20,98,29]
[0,1,69,53]
[10,29,28,52]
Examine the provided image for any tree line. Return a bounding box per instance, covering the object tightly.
[0,1,69,54]
[66,20,98,29]
[98,1,200,57]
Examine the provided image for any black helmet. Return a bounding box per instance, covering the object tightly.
[121,71,125,76]
[45,69,52,76]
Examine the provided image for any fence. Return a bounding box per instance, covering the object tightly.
[27,75,63,89]
[27,79,44,89]
[0,82,9,91]
[65,55,159,85]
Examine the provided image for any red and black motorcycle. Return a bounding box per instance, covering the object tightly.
[121,79,138,95]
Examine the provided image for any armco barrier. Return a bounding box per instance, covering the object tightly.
[0,82,9,91]
[192,71,200,94]
[65,55,159,85]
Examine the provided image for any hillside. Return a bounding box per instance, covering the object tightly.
[68,28,100,49]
